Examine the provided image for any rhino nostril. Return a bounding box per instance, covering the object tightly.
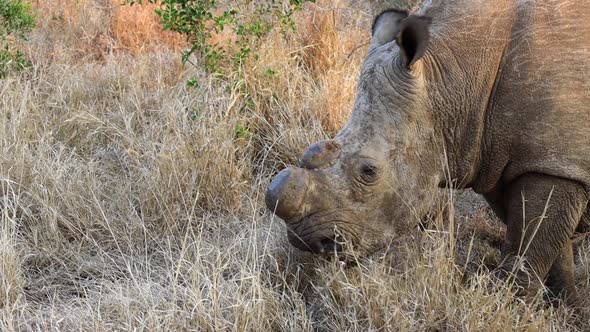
[319,236,343,253]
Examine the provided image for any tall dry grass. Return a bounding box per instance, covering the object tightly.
[1,0,589,331]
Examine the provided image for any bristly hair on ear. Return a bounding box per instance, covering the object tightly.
[396,15,433,67]
[371,9,409,36]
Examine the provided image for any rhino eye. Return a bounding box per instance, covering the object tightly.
[359,163,379,184]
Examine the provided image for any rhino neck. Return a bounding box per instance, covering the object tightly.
[421,0,516,189]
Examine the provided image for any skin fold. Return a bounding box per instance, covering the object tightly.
[266,0,590,305]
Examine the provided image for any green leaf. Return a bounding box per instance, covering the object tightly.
[129,0,314,84]
[0,0,35,77]
[235,123,252,139]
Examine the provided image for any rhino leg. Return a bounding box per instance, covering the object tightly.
[576,203,590,233]
[483,184,508,222]
[499,174,588,301]
[544,239,578,306]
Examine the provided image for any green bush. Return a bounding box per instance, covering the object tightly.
[0,0,35,77]
[129,0,315,79]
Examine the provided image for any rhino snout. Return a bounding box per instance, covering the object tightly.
[265,168,310,221]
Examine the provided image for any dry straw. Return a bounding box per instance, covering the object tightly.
[1,0,588,330]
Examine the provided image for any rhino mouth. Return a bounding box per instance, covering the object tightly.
[287,226,345,253]
[287,214,350,250]
[285,212,358,254]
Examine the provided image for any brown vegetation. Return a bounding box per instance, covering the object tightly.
[1,0,588,330]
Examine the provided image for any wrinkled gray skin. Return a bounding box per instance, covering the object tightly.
[266,0,590,304]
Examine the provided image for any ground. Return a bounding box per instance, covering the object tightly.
[1,0,589,331]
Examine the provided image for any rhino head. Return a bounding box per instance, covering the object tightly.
[266,10,448,255]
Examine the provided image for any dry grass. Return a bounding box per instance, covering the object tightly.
[112,1,186,54]
[30,0,186,61]
[298,1,370,132]
[1,0,589,331]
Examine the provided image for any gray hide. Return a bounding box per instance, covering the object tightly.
[266,0,590,305]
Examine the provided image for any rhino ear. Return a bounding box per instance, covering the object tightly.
[371,9,409,46]
[396,15,432,68]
